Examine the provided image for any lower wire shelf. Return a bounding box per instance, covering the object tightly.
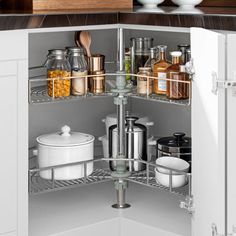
[29,157,191,197]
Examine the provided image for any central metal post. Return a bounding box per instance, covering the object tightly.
[111,27,131,209]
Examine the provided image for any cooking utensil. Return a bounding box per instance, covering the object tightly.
[74,31,82,48]
[36,125,95,180]
[157,132,191,164]
[79,31,92,57]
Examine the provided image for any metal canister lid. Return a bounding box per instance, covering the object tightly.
[157,132,191,154]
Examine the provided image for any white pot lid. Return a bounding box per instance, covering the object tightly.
[37,125,95,147]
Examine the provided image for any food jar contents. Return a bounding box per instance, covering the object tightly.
[125,48,131,84]
[144,47,159,70]
[88,54,106,94]
[46,49,71,98]
[89,70,105,94]
[137,67,153,95]
[153,45,171,95]
[167,51,189,100]
[177,44,190,64]
[68,47,88,96]
[130,37,153,85]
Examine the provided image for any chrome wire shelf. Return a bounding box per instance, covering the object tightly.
[30,85,113,104]
[28,69,192,106]
[129,93,191,106]
[29,157,191,197]
[29,168,111,195]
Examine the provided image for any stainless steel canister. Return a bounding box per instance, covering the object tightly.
[109,117,147,172]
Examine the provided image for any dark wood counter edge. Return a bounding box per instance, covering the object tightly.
[0,7,236,31]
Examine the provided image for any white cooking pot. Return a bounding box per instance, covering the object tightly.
[36,125,95,180]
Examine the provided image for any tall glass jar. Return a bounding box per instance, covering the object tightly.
[153,45,171,95]
[167,51,189,100]
[46,49,71,98]
[68,47,88,96]
[130,37,153,85]
[137,67,152,95]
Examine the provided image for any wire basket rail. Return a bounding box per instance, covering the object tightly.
[29,156,191,197]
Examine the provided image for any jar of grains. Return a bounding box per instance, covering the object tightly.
[46,49,71,98]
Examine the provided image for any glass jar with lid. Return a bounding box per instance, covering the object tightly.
[130,37,154,85]
[67,47,88,96]
[46,49,71,98]
[137,67,153,95]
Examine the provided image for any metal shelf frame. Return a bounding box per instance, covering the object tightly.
[29,157,191,198]
[29,71,192,106]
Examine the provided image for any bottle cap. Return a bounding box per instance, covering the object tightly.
[170,51,182,57]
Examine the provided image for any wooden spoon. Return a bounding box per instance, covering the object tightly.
[74,31,82,47]
[79,31,92,57]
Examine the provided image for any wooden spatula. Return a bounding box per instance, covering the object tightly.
[79,31,92,57]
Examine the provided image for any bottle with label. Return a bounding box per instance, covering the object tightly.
[153,45,171,95]
[167,51,189,100]
[137,67,152,95]
[68,47,88,96]
[144,47,158,71]
[125,48,131,85]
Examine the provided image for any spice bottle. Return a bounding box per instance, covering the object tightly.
[153,45,171,95]
[144,47,158,71]
[68,47,88,96]
[46,49,71,98]
[178,44,190,64]
[137,67,152,95]
[167,51,189,100]
[125,48,131,85]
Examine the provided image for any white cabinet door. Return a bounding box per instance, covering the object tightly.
[0,73,17,234]
[226,34,236,235]
[191,28,226,236]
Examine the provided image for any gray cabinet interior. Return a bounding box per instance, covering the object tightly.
[28,28,191,151]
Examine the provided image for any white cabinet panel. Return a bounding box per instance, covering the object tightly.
[0,75,17,234]
[191,28,226,236]
[226,34,236,235]
[0,30,27,61]
[0,231,17,236]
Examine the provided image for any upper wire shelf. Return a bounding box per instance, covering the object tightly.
[29,156,191,198]
[28,67,192,106]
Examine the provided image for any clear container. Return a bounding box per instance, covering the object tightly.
[125,48,131,84]
[153,45,171,95]
[178,44,190,64]
[144,47,159,71]
[46,49,71,98]
[130,37,153,85]
[68,47,88,96]
[167,51,189,100]
[137,67,153,95]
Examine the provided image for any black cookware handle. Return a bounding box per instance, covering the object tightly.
[173,132,186,142]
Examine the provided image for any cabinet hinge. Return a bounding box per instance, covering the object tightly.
[179,195,194,214]
[212,223,236,236]
[212,72,236,95]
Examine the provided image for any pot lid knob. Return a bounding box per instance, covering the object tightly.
[61,125,71,137]
[173,132,185,142]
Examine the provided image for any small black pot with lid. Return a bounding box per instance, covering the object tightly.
[156,132,191,164]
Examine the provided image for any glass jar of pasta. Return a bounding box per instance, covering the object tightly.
[46,49,71,98]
